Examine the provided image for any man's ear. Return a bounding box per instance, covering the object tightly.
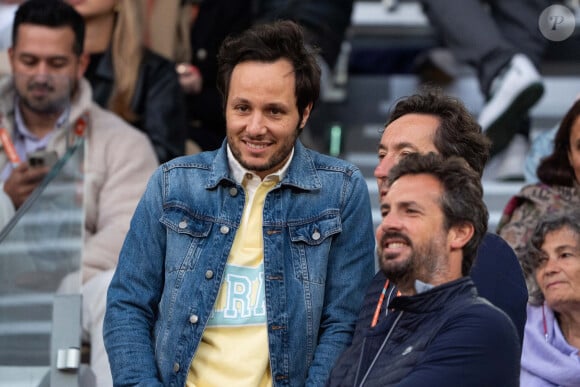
[300,102,313,128]
[449,222,474,251]
[77,53,89,79]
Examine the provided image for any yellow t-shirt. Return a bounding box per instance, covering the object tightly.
[187,177,277,387]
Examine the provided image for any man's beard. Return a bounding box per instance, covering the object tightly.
[228,125,300,173]
[19,77,73,115]
[378,231,442,287]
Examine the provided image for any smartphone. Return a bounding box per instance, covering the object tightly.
[27,150,58,168]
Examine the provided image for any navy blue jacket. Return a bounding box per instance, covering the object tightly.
[470,233,527,341]
[327,277,521,386]
[355,233,527,344]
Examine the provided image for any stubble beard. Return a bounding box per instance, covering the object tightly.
[379,234,442,289]
[229,126,300,174]
[19,79,73,115]
[21,93,69,115]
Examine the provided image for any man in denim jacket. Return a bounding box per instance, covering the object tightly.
[104,20,375,386]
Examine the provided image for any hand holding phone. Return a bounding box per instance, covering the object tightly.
[3,162,49,209]
[27,150,58,168]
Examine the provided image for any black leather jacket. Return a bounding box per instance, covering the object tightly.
[87,48,186,163]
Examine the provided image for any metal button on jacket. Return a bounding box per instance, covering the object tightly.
[189,314,199,324]
[173,362,180,372]
[178,220,187,229]
[205,270,214,279]
[312,230,321,241]
[229,187,238,197]
[220,225,229,234]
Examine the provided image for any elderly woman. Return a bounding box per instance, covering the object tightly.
[520,212,580,386]
[497,100,580,260]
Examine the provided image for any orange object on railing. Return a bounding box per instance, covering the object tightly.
[0,128,21,166]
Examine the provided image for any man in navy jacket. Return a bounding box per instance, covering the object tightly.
[327,153,521,386]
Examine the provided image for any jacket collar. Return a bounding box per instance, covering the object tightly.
[390,277,477,313]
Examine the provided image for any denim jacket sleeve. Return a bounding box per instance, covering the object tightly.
[305,167,375,385]
[103,167,166,387]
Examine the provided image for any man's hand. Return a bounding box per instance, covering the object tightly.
[176,63,203,94]
[3,163,49,209]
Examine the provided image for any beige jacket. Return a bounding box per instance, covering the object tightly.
[0,77,159,283]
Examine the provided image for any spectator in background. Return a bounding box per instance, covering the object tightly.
[525,95,580,184]
[0,1,158,385]
[498,99,580,261]
[419,0,548,180]
[104,20,375,386]
[66,0,187,163]
[328,153,520,386]
[520,211,580,386]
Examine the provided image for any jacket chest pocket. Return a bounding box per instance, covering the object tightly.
[160,208,213,273]
[288,212,341,284]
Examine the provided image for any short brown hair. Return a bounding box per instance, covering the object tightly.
[384,87,491,177]
[217,20,321,127]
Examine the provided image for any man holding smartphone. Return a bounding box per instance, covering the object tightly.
[0,1,158,386]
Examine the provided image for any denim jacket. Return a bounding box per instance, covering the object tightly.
[104,140,375,387]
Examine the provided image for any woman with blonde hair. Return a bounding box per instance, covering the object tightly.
[67,0,186,163]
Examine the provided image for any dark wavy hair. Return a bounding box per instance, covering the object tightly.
[384,87,491,177]
[537,100,580,186]
[13,0,85,56]
[522,211,580,305]
[387,152,489,275]
[216,20,321,128]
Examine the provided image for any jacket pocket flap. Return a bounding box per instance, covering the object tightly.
[288,212,341,245]
[160,208,212,237]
